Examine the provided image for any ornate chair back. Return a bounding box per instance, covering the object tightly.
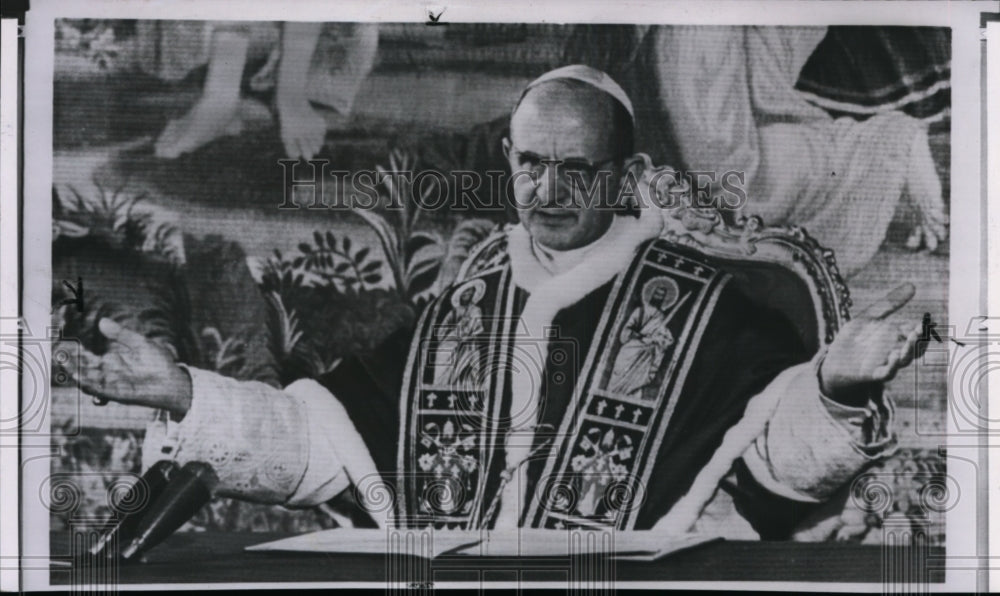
[635,153,852,353]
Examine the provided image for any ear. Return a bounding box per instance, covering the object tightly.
[614,153,648,194]
[501,137,512,160]
[612,154,645,193]
[621,154,645,179]
[612,154,646,214]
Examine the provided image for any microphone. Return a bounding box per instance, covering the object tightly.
[120,462,218,561]
[88,461,217,563]
[88,460,180,559]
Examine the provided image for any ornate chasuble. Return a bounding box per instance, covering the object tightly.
[396,233,732,530]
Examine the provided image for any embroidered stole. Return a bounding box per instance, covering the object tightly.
[397,238,730,529]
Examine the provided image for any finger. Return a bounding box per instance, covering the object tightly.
[80,381,119,406]
[75,361,113,402]
[897,329,921,369]
[903,322,934,366]
[97,318,146,350]
[874,343,907,380]
[55,341,100,381]
[76,355,139,405]
[914,331,932,360]
[56,342,120,403]
[97,317,124,339]
[53,341,81,378]
[861,283,916,320]
[872,354,902,382]
[907,320,934,361]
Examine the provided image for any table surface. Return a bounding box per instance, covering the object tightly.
[49,531,946,585]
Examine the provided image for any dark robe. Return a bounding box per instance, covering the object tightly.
[319,240,823,538]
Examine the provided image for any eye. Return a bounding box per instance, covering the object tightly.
[562,160,595,173]
[518,154,541,168]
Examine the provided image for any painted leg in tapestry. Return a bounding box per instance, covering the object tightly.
[903,127,949,252]
[276,22,327,161]
[154,29,250,159]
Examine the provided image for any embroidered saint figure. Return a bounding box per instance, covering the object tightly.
[433,279,487,388]
[608,277,688,398]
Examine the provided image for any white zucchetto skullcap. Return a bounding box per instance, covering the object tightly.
[516,64,635,122]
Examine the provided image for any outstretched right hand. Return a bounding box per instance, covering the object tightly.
[60,318,192,418]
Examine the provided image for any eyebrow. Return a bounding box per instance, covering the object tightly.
[512,148,597,163]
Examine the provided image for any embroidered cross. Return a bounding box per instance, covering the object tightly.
[427,393,438,408]
[614,404,625,420]
[596,400,608,416]
[631,408,642,424]
[693,265,705,276]
[448,394,457,409]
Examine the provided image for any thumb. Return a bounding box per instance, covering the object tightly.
[97,318,124,339]
[861,283,916,320]
[97,318,145,348]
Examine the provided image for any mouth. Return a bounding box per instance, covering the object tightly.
[532,208,578,225]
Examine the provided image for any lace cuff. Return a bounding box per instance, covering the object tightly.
[141,366,349,505]
[742,353,897,502]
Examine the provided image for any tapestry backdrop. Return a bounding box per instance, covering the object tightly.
[50,21,950,544]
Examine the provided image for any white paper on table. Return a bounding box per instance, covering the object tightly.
[246,529,719,561]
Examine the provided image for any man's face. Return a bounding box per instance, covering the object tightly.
[504,89,621,251]
[651,287,667,311]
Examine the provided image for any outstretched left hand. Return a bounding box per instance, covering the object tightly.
[819,283,929,400]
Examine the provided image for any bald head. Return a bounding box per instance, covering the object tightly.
[510,79,633,160]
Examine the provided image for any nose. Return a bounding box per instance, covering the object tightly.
[533,164,573,208]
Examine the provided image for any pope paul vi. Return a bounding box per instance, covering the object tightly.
[69,65,926,539]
